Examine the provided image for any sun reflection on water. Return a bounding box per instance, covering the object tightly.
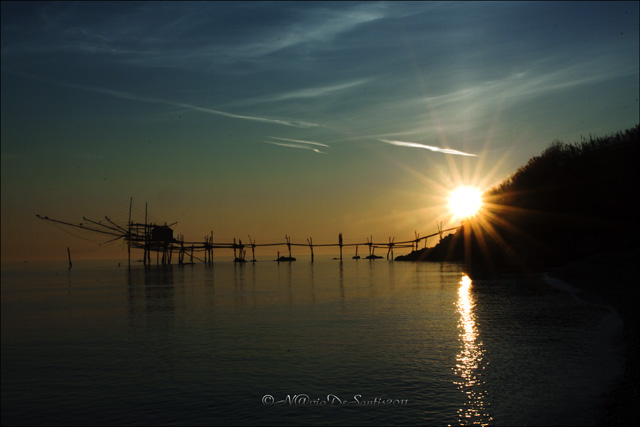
[454,275,492,426]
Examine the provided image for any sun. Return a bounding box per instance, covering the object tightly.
[449,186,483,220]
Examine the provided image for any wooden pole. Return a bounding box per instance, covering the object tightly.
[144,203,148,267]
[233,238,237,259]
[307,237,314,262]
[248,235,256,262]
[339,233,343,260]
[128,198,132,267]
[67,247,72,269]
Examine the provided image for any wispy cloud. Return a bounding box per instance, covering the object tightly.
[5,70,321,128]
[170,102,319,128]
[411,57,635,121]
[379,139,477,157]
[231,4,387,59]
[241,79,372,105]
[74,83,321,128]
[264,137,329,154]
[16,2,393,67]
[358,57,634,145]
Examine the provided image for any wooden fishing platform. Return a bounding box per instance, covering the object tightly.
[37,199,461,266]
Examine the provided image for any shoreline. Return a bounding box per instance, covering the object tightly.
[549,248,639,426]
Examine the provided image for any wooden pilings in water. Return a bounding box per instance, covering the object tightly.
[48,222,459,265]
[365,235,384,259]
[128,198,132,267]
[143,203,149,267]
[234,238,247,262]
[37,200,460,265]
[386,237,395,260]
[248,235,256,262]
[307,237,314,262]
[176,235,194,265]
[277,235,296,262]
[204,232,213,265]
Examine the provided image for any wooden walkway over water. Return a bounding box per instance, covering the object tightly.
[37,200,461,266]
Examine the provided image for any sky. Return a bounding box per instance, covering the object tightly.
[1,1,638,261]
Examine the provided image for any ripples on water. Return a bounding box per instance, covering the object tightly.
[1,259,623,425]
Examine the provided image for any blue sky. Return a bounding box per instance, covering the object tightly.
[2,1,638,260]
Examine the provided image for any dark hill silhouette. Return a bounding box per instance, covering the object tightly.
[397,124,640,269]
[397,124,640,425]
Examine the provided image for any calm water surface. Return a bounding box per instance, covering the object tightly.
[1,258,623,425]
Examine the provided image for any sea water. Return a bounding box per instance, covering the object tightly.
[1,258,624,425]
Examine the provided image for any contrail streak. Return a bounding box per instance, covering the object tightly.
[264,141,328,154]
[379,139,477,157]
[7,70,320,128]
[268,137,329,147]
